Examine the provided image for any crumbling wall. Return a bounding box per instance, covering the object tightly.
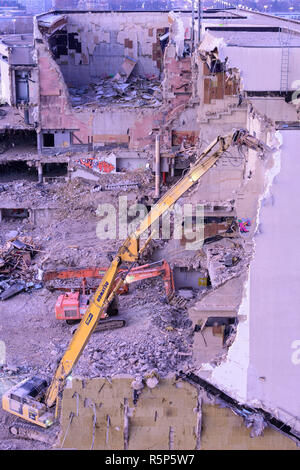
[49,12,173,85]
[35,19,90,145]
[189,275,245,366]
[34,10,197,158]
[204,111,300,436]
[34,13,171,155]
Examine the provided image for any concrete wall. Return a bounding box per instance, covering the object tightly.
[36,36,91,144]
[34,12,195,158]
[246,129,300,431]
[0,61,11,104]
[249,97,298,122]
[226,47,300,92]
[209,119,300,435]
[52,11,173,86]
[8,46,35,66]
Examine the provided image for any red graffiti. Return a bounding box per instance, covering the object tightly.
[76,157,115,173]
[79,158,93,169]
[97,161,115,173]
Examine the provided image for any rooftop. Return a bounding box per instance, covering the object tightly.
[0,33,33,47]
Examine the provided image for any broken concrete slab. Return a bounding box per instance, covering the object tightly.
[113,56,137,82]
[0,283,25,301]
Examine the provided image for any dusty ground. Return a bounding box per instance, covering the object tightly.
[0,193,195,449]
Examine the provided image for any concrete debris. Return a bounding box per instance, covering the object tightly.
[5,230,18,240]
[244,413,268,438]
[224,253,240,268]
[105,182,140,191]
[0,181,52,209]
[0,283,25,301]
[0,237,41,300]
[178,288,194,300]
[113,56,137,82]
[203,238,249,288]
[145,371,160,389]
[69,75,162,109]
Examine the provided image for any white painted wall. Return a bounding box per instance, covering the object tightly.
[0,61,11,104]
[246,129,300,432]
[212,130,300,435]
[226,47,300,91]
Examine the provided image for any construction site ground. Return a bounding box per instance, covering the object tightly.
[0,178,203,449]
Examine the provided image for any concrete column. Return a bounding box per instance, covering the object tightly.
[37,162,43,183]
[29,209,36,225]
[198,0,202,44]
[37,132,42,154]
[155,134,160,199]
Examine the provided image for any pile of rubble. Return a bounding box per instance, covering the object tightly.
[0,237,42,300]
[203,238,250,288]
[0,181,52,208]
[63,278,195,381]
[69,76,162,108]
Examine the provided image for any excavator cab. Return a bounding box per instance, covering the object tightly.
[55,291,119,324]
[2,376,54,428]
[55,291,90,324]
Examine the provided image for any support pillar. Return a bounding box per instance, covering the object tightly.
[198,0,202,44]
[192,0,195,52]
[37,162,43,183]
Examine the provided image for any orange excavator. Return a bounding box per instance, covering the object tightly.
[43,260,175,327]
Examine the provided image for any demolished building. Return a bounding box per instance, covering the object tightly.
[0,7,300,450]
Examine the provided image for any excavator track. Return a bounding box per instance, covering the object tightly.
[9,421,59,444]
[94,318,126,332]
[72,318,126,335]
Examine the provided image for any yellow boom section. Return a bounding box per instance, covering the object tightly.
[45,256,121,407]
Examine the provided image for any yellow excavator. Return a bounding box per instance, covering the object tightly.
[2,129,270,435]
